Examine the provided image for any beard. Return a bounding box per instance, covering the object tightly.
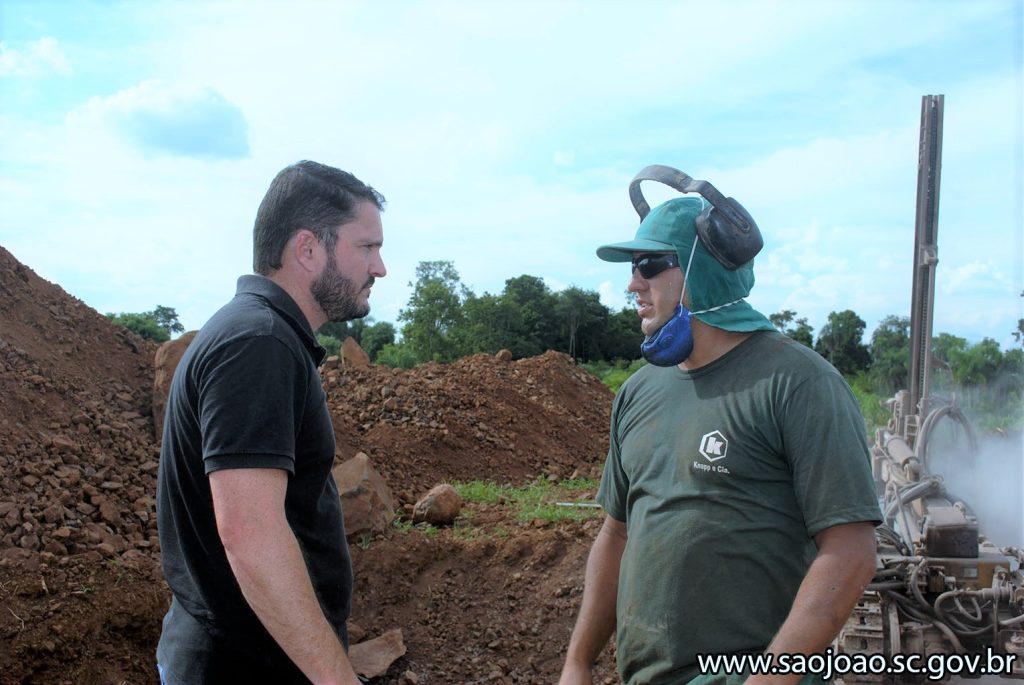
[311,258,373,323]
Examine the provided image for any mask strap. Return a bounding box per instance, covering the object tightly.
[679,239,700,307]
[692,297,743,315]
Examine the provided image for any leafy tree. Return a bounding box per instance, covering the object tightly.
[502,274,560,354]
[553,287,609,361]
[769,309,796,332]
[375,342,419,369]
[769,309,814,347]
[398,261,469,363]
[869,315,910,394]
[929,335,1020,420]
[460,292,531,356]
[107,312,170,342]
[153,305,185,336]
[814,309,870,375]
[1014,290,1024,347]
[316,334,342,357]
[106,305,184,343]
[1002,347,1024,380]
[602,307,645,361]
[361,321,396,361]
[319,317,394,360]
[948,337,1002,386]
[319,317,371,345]
[932,333,968,366]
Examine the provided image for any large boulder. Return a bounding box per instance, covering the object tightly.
[412,484,462,526]
[333,452,395,539]
[152,331,197,441]
[341,336,370,369]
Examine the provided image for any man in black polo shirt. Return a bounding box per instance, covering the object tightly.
[156,161,386,685]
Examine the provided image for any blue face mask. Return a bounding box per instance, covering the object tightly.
[639,239,699,366]
[640,303,694,366]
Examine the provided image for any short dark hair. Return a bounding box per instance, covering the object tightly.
[252,161,385,275]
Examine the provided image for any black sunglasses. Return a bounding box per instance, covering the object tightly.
[631,253,680,279]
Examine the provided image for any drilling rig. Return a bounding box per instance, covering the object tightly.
[836,95,1024,682]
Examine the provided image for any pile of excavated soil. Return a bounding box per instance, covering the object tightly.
[0,246,616,684]
[325,350,611,505]
[0,245,161,566]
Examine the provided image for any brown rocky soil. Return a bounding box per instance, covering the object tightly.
[0,246,618,684]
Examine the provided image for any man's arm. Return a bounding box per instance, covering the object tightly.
[746,521,877,685]
[210,467,361,685]
[559,515,628,685]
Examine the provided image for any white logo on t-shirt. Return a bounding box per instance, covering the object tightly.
[699,430,728,462]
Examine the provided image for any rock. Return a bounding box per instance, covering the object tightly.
[41,503,64,524]
[348,620,367,644]
[333,452,395,539]
[42,540,67,555]
[0,547,39,571]
[49,435,79,454]
[152,330,197,441]
[495,349,513,362]
[412,484,462,526]
[341,337,370,369]
[98,501,122,526]
[349,628,406,679]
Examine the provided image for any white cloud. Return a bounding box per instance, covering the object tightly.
[70,80,249,159]
[599,280,628,311]
[1,0,1019,350]
[553,150,576,167]
[0,37,70,77]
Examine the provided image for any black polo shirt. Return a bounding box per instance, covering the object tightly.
[156,275,352,684]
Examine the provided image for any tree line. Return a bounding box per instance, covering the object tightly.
[106,261,1023,427]
[320,260,643,369]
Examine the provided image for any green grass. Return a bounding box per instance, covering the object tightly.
[451,515,479,540]
[455,480,509,504]
[385,478,604,541]
[452,477,603,523]
[850,385,890,437]
[582,359,647,393]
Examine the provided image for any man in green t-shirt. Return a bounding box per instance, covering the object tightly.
[559,174,881,685]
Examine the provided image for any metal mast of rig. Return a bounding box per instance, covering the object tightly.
[907,94,944,429]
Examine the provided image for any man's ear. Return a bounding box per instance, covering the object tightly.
[287,229,323,274]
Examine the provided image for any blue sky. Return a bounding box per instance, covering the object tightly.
[1,0,1022,350]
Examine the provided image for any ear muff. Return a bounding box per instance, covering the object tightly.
[628,164,763,270]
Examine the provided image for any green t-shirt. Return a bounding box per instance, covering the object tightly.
[597,331,882,685]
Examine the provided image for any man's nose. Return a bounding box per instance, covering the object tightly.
[627,270,647,293]
[372,253,387,278]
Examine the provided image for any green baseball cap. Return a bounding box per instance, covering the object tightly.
[597,197,775,333]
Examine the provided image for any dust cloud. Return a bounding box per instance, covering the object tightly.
[925,423,1023,548]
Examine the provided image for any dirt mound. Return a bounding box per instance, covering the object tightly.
[0,248,617,684]
[0,245,160,560]
[325,351,611,503]
[348,514,618,684]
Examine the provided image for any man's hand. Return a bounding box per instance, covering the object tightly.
[211,467,361,685]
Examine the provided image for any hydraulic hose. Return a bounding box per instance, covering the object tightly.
[918,400,977,471]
